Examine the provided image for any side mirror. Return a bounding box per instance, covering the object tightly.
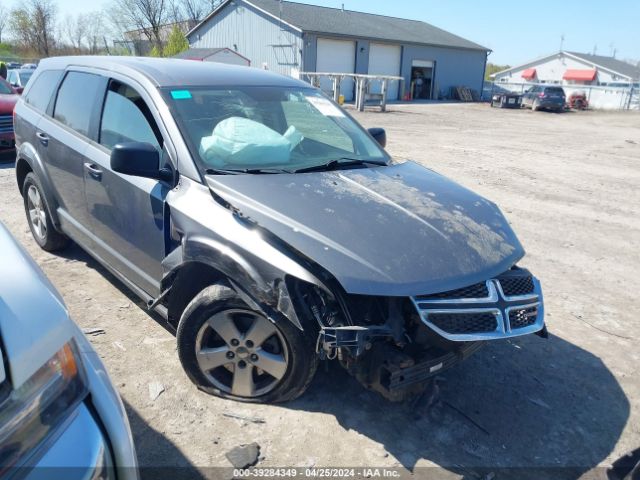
[15,87,23,95]
[110,142,161,179]
[368,127,387,148]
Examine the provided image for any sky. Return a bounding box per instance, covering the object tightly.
[49,0,640,66]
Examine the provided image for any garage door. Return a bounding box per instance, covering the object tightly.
[316,38,356,101]
[368,43,402,100]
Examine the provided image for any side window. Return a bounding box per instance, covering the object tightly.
[54,72,104,137]
[99,81,162,150]
[23,70,64,113]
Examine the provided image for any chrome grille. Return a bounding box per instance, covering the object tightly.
[499,275,534,296]
[429,312,497,334]
[411,271,544,341]
[0,115,13,134]
[509,306,538,329]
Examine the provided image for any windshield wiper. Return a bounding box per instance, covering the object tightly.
[293,158,387,174]
[205,167,292,175]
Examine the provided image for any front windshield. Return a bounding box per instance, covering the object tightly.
[163,86,388,173]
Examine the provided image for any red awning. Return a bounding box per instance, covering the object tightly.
[521,68,537,80]
[563,69,597,81]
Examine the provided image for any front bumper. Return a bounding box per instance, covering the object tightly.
[411,270,545,342]
[23,403,113,480]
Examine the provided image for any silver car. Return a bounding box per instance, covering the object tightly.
[0,222,137,479]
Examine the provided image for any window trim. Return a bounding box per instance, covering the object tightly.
[51,69,108,142]
[97,79,164,152]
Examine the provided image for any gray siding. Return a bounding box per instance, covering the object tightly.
[188,1,304,76]
[401,45,487,98]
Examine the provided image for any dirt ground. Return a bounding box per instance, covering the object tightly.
[1,103,639,479]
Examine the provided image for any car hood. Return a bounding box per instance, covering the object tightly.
[0,223,74,388]
[205,161,524,296]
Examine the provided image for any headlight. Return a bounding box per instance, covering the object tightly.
[0,341,88,474]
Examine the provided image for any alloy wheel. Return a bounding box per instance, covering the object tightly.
[27,185,47,241]
[195,309,289,397]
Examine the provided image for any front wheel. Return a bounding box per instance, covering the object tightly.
[176,285,318,403]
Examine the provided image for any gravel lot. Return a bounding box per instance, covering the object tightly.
[1,103,639,479]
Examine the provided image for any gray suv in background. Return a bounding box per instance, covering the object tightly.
[14,57,546,403]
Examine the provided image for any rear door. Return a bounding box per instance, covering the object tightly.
[36,70,106,245]
[83,78,170,297]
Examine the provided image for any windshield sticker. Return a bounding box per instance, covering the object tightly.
[305,96,345,117]
[171,90,192,100]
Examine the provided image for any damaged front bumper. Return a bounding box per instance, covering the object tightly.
[314,268,545,401]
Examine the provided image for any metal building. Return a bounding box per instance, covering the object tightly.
[492,51,640,87]
[186,0,489,101]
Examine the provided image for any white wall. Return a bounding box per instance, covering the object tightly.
[494,53,628,86]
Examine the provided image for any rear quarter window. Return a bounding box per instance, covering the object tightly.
[23,70,64,113]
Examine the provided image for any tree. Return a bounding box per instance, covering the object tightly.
[485,63,511,81]
[163,24,187,56]
[9,0,57,56]
[0,5,8,43]
[62,13,87,52]
[113,0,169,51]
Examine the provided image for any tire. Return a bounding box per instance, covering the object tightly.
[177,284,318,403]
[22,172,69,252]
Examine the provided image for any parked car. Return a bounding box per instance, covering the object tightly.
[567,91,589,110]
[14,57,546,403]
[6,62,22,70]
[0,77,18,150]
[21,63,37,69]
[7,69,34,94]
[0,221,138,479]
[521,85,566,112]
[490,91,522,108]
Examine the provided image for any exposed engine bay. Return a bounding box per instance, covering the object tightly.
[290,266,545,401]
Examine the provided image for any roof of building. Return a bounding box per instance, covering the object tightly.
[188,0,488,51]
[37,56,306,88]
[566,52,640,80]
[493,51,640,80]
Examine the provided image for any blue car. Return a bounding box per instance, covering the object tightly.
[521,85,566,112]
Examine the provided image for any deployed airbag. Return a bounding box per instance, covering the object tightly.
[200,117,303,166]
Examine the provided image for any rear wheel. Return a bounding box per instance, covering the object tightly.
[177,285,318,403]
[22,173,69,251]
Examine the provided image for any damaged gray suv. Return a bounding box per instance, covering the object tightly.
[14,57,546,403]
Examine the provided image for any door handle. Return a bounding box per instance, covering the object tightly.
[36,132,49,146]
[84,162,103,180]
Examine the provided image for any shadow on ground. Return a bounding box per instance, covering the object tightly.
[123,400,207,480]
[287,333,629,480]
[58,243,628,479]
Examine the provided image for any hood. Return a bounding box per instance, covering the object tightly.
[206,161,524,297]
[0,223,74,388]
[0,93,18,114]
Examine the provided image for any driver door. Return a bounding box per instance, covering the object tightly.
[83,78,170,297]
